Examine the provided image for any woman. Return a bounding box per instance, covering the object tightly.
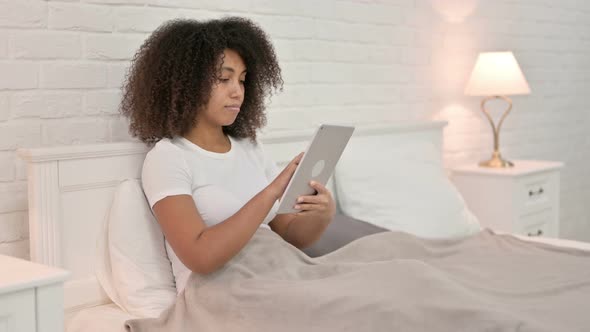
[120,17,336,294]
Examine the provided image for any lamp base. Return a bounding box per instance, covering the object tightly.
[479,152,514,168]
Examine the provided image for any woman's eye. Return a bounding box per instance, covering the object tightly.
[240,80,245,85]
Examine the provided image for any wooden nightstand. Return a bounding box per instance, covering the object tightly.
[0,254,69,332]
[450,160,564,238]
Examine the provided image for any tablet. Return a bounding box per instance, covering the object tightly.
[276,124,355,214]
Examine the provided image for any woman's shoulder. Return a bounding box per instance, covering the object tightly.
[142,137,189,179]
[150,137,184,151]
[144,137,185,161]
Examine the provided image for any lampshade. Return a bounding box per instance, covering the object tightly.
[464,51,531,96]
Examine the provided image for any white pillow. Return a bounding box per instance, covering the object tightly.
[334,134,481,238]
[96,179,176,318]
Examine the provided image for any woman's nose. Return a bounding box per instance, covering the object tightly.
[230,80,244,98]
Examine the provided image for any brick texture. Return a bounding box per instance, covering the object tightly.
[1,0,589,259]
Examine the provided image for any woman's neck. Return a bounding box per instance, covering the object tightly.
[183,125,230,153]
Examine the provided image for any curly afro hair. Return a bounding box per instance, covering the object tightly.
[119,17,283,146]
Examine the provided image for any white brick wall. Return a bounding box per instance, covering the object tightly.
[10,30,81,59]
[49,3,114,32]
[40,63,108,88]
[11,91,82,118]
[1,0,589,260]
[0,1,47,28]
[0,61,38,89]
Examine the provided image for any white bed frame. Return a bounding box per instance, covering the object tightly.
[16,120,447,312]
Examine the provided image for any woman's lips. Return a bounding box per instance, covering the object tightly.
[225,106,240,112]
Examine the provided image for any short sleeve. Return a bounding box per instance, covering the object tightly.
[141,145,192,209]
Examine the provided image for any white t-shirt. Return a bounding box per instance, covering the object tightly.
[141,134,281,293]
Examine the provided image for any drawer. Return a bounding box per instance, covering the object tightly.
[0,288,36,332]
[517,209,553,237]
[514,172,557,215]
[521,222,549,238]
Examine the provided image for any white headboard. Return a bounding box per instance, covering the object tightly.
[16,120,446,311]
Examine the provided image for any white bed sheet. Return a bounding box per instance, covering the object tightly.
[510,233,590,251]
[66,303,135,332]
[65,235,590,332]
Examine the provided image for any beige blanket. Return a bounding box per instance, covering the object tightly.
[125,228,590,332]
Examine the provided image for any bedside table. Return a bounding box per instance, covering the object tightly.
[450,160,564,238]
[0,254,69,332]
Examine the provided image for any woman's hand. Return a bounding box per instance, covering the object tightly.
[266,152,304,201]
[292,181,336,220]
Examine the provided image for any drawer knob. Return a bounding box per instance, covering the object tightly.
[527,229,543,237]
[528,187,544,197]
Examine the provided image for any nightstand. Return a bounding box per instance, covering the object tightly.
[450,160,564,238]
[0,254,69,332]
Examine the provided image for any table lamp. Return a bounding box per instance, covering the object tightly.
[464,51,531,168]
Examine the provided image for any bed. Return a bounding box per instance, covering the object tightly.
[16,120,590,332]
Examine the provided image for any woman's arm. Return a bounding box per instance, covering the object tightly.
[271,212,333,249]
[153,152,303,275]
[270,181,336,248]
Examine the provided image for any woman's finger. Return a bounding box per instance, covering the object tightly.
[273,152,304,200]
[293,152,304,164]
[280,152,303,177]
[295,211,310,217]
[309,181,328,194]
[286,152,303,173]
[296,195,327,205]
[294,203,324,211]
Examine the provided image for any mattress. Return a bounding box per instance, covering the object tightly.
[304,213,590,257]
[514,233,590,251]
[66,234,590,332]
[302,213,386,257]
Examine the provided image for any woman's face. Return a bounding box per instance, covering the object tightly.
[199,49,246,127]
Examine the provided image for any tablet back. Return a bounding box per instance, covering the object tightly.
[277,124,355,214]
